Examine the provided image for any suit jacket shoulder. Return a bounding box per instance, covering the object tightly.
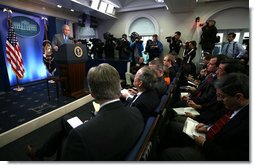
[132,89,160,122]
[61,101,144,160]
[203,105,249,161]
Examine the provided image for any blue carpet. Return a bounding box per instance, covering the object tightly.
[0,81,75,134]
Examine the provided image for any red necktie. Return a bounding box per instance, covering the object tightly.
[196,74,213,97]
[206,111,234,140]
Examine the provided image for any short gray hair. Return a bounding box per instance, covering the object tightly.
[214,73,249,99]
[137,66,157,91]
[62,24,70,31]
[87,63,121,101]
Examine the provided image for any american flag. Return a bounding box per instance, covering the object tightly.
[6,18,25,79]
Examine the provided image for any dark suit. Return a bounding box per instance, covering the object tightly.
[61,101,144,160]
[130,90,160,122]
[161,105,249,161]
[52,33,74,48]
[203,105,249,161]
[190,73,217,106]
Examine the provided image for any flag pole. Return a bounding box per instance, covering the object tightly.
[42,16,55,84]
[4,8,25,92]
[13,76,24,91]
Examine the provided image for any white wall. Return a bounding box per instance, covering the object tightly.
[97,0,249,62]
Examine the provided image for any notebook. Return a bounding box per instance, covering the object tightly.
[183,117,206,139]
[173,107,200,116]
[67,116,83,128]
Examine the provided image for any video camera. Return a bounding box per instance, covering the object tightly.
[165,36,173,43]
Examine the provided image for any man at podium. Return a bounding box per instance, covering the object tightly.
[52,24,74,52]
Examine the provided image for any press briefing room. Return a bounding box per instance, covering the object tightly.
[0,0,251,162]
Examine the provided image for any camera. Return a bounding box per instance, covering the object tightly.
[165,36,173,43]
[103,32,114,41]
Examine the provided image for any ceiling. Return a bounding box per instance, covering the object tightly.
[3,0,248,20]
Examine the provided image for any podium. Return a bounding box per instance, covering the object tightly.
[54,44,88,98]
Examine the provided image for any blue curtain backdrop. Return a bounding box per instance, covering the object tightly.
[0,11,47,86]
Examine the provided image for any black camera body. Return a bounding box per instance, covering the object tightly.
[165,36,173,43]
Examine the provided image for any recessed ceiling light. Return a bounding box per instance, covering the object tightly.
[70,9,74,12]
[57,5,62,8]
[155,0,164,3]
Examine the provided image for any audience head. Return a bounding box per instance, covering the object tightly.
[149,59,164,78]
[163,54,175,68]
[214,73,249,110]
[216,58,246,79]
[87,63,121,102]
[62,24,71,36]
[134,66,157,92]
[138,56,144,64]
[201,52,212,65]
[207,55,226,74]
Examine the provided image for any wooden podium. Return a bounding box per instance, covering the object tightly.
[54,44,88,98]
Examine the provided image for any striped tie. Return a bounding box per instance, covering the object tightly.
[225,43,230,55]
[206,111,233,140]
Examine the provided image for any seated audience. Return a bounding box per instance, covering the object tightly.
[184,58,246,124]
[161,73,249,161]
[163,54,176,84]
[26,63,144,161]
[149,59,167,97]
[122,66,160,122]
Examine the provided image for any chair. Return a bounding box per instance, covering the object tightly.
[124,116,157,161]
[154,95,169,114]
[136,115,160,160]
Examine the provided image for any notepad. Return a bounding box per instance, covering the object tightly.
[187,81,198,87]
[67,116,83,128]
[183,117,206,139]
[181,92,189,98]
[173,107,200,116]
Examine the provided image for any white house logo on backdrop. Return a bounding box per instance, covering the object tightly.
[12,16,40,37]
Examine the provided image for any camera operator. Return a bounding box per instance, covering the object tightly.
[103,32,116,59]
[90,38,104,59]
[145,34,163,61]
[200,19,218,54]
[130,32,144,66]
[182,40,197,78]
[166,31,182,56]
[116,34,131,60]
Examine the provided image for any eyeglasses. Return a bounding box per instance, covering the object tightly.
[208,62,216,66]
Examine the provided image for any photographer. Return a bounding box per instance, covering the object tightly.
[116,34,131,60]
[90,38,104,59]
[130,32,144,66]
[200,20,218,54]
[145,34,163,61]
[182,40,197,78]
[103,32,116,59]
[166,31,182,56]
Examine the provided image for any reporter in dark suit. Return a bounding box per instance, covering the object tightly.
[161,73,249,161]
[61,63,144,160]
[52,24,74,52]
[123,66,160,122]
